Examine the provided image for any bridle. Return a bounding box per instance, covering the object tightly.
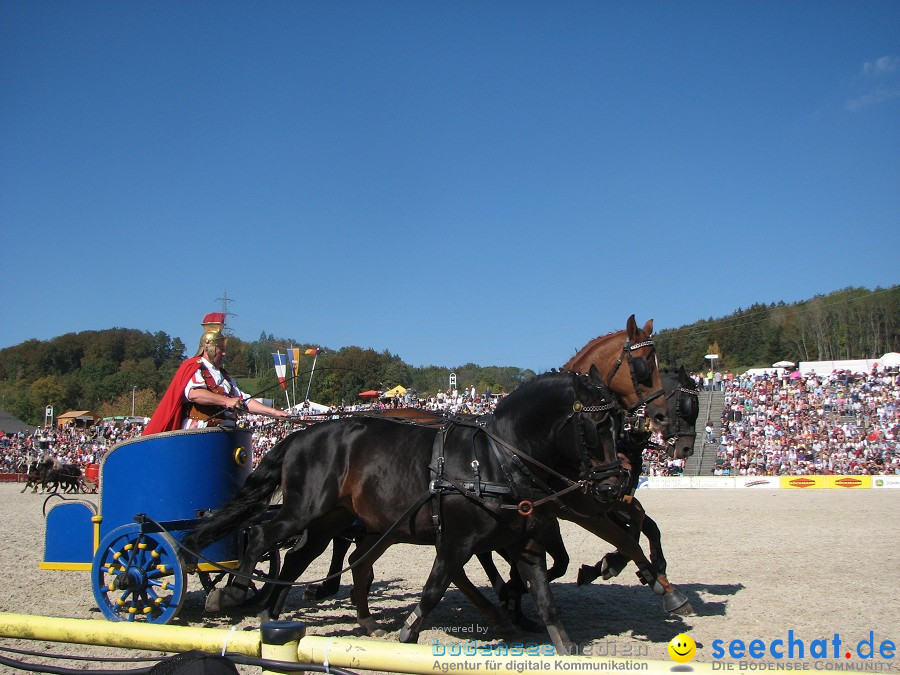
[605,338,665,432]
[663,384,700,451]
[559,392,630,501]
[428,373,631,520]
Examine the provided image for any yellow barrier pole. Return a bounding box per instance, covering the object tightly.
[0,612,260,656]
[0,612,718,674]
[260,621,306,675]
[295,634,713,674]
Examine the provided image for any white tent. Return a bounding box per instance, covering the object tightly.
[290,400,331,414]
[880,352,900,368]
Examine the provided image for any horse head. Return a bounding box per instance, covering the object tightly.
[661,365,700,459]
[578,366,632,502]
[495,368,630,505]
[562,314,668,432]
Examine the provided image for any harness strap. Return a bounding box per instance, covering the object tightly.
[606,338,665,415]
[429,426,449,549]
[186,364,236,423]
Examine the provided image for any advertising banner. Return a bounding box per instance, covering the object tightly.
[872,475,900,489]
[690,476,736,489]
[780,475,825,489]
[645,476,692,489]
[734,476,781,489]
[824,475,872,489]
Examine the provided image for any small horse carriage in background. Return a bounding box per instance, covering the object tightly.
[40,427,277,623]
[82,463,100,493]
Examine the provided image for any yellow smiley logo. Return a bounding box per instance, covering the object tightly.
[668,633,696,663]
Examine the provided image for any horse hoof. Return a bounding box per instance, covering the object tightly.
[315,584,340,601]
[600,558,614,580]
[576,564,600,586]
[303,585,321,601]
[600,554,625,579]
[205,586,246,612]
[663,588,693,615]
[359,617,384,637]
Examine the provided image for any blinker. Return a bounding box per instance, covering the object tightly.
[581,418,600,448]
[632,356,651,384]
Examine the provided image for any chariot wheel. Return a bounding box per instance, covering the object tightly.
[91,525,187,624]
[197,546,281,607]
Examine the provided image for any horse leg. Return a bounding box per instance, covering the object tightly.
[207,506,335,612]
[475,550,526,627]
[398,545,473,645]
[640,512,667,576]
[304,535,353,601]
[511,537,575,656]
[544,519,570,582]
[477,519,569,634]
[591,499,668,579]
[255,528,336,621]
[345,534,390,637]
[474,550,545,633]
[450,566,517,634]
[591,501,645,581]
[573,515,692,615]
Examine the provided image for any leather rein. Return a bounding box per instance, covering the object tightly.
[426,387,627,527]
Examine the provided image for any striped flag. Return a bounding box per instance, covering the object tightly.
[305,348,318,355]
[271,352,287,390]
[290,348,301,377]
[286,348,297,379]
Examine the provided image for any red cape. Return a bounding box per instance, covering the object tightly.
[142,358,204,436]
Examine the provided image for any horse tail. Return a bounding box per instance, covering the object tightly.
[188,432,295,551]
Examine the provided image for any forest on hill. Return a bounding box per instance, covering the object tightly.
[653,286,897,371]
[0,286,896,427]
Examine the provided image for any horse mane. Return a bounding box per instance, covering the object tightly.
[494,370,574,415]
[494,369,612,418]
[562,328,626,369]
[565,328,625,366]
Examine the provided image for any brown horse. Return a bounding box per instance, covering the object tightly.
[563,314,668,432]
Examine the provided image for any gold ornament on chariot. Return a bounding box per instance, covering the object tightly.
[234,447,249,467]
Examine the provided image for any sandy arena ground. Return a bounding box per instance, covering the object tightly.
[0,483,897,673]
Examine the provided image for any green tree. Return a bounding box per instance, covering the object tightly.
[28,376,67,420]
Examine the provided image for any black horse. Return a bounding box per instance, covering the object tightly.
[189,368,628,654]
[576,365,700,583]
[20,458,54,493]
[443,366,698,629]
[44,463,84,493]
[304,366,699,629]
[245,321,692,634]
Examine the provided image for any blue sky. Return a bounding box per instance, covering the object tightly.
[2,2,898,372]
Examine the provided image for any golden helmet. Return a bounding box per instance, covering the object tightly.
[196,312,227,359]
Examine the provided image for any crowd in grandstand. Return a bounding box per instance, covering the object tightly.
[0,386,504,472]
[713,368,898,476]
[2,372,897,477]
[0,419,144,473]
